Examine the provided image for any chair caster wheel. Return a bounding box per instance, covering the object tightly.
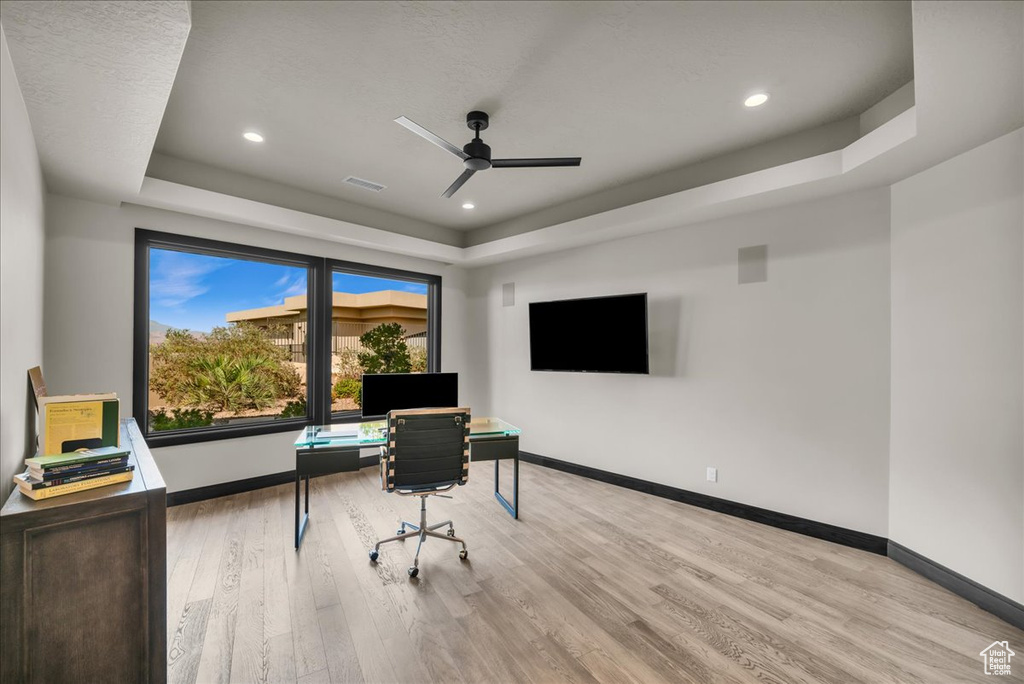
[408,566,419,578]
[369,550,379,562]
[459,549,468,560]
[447,528,456,537]
[397,528,405,535]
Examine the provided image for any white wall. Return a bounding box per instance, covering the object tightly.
[889,127,1023,603]
[466,188,892,536]
[43,194,473,493]
[0,27,46,503]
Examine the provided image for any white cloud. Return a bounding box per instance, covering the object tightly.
[150,251,225,308]
[279,275,307,298]
[262,271,308,305]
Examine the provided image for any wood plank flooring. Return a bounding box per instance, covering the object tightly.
[167,463,1023,683]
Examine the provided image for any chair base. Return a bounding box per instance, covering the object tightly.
[369,493,467,576]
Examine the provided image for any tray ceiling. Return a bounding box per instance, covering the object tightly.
[151,1,912,232]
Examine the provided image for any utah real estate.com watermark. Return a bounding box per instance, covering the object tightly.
[979,641,1015,676]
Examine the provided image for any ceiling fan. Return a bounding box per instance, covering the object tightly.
[395,111,582,199]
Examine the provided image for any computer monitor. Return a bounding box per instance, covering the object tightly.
[360,372,459,418]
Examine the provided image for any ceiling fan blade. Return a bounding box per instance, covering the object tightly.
[441,169,476,198]
[395,116,468,160]
[491,157,581,168]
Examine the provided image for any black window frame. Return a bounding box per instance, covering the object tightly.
[133,229,441,447]
[325,258,442,423]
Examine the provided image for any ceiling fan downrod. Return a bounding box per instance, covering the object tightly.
[463,112,491,171]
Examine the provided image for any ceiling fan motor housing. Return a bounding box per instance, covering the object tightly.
[463,139,492,170]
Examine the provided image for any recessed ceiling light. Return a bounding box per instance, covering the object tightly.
[744,93,769,108]
[243,131,264,143]
[462,202,475,210]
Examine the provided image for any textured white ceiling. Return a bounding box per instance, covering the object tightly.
[0,0,190,201]
[153,0,912,231]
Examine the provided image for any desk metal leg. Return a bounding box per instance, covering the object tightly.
[294,443,362,549]
[295,472,310,549]
[493,453,519,519]
[513,454,519,517]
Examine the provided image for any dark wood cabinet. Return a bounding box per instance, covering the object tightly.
[1,418,166,684]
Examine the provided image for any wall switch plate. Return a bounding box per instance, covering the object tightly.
[706,467,718,482]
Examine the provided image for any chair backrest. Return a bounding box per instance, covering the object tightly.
[382,407,471,493]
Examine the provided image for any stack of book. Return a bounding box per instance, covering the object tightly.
[15,446,134,501]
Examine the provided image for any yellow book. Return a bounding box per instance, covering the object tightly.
[37,393,119,456]
[17,470,133,501]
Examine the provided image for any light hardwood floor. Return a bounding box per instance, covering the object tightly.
[166,462,1023,684]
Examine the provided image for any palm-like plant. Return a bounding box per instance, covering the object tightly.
[185,355,278,411]
[185,355,241,411]
[233,355,277,409]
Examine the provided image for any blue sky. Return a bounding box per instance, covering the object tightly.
[150,248,426,333]
[333,272,427,297]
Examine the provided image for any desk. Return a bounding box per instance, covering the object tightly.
[293,417,521,548]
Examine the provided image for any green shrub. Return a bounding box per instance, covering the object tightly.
[188,354,279,411]
[150,408,214,431]
[150,323,301,413]
[333,378,362,407]
[280,398,307,418]
[409,346,427,373]
[333,347,363,380]
[357,323,412,374]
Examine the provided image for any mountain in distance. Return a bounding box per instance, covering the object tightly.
[150,320,171,344]
[149,320,206,344]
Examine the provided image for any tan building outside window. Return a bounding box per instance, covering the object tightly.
[226,275,429,414]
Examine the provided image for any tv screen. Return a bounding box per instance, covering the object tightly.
[361,372,459,418]
[529,293,649,374]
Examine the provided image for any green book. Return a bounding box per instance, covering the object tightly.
[25,446,131,470]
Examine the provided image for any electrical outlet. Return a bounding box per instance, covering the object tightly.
[706,467,718,483]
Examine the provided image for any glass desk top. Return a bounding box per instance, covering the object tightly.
[295,417,520,449]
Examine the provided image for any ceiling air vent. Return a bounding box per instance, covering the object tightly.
[343,176,386,193]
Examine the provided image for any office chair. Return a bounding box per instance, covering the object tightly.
[368,407,471,577]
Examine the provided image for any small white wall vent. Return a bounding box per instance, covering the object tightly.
[343,176,386,192]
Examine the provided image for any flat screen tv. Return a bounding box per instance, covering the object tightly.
[361,372,459,418]
[529,293,649,374]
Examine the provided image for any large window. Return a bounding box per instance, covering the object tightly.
[134,231,440,445]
